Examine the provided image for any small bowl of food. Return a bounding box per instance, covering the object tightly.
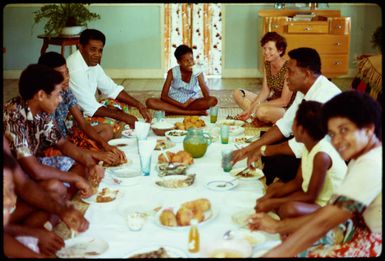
[165,130,188,143]
[151,121,175,136]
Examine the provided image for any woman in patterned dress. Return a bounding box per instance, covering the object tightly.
[145,44,217,115]
[233,32,295,125]
[248,91,382,257]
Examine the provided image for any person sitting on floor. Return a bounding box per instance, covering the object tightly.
[38,51,125,165]
[231,48,342,186]
[255,100,347,218]
[3,64,99,202]
[66,28,152,130]
[233,32,295,126]
[3,137,89,258]
[248,91,382,257]
[145,44,218,115]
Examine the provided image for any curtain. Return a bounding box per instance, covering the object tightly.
[164,3,222,76]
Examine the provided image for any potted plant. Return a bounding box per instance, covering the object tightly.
[33,3,100,36]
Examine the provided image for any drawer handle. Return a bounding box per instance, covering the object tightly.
[335,42,341,46]
[273,25,279,29]
[304,27,311,31]
[336,25,342,29]
[334,61,342,65]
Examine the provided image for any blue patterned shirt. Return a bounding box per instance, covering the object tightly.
[52,89,78,137]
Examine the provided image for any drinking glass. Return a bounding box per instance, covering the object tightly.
[220,125,230,144]
[209,106,219,123]
[221,149,233,172]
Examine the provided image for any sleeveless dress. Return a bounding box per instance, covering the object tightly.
[265,60,295,108]
[167,66,203,103]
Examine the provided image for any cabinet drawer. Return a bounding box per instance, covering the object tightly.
[264,17,288,33]
[287,22,328,33]
[285,34,349,54]
[329,17,351,34]
[321,55,349,74]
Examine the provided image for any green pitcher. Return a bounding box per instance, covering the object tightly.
[183,128,212,158]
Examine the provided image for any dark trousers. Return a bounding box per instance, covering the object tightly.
[261,135,301,185]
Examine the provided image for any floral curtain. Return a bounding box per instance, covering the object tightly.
[164,3,222,76]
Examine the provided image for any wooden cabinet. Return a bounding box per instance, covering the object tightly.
[259,10,351,78]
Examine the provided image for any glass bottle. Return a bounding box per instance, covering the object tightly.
[188,219,200,253]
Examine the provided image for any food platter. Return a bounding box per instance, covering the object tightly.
[81,187,123,205]
[211,126,245,137]
[154,138,175,150]
[156,163,189,176]
[229,167,264,180]
[216,119,245,127]
[155,174,196,190]
[56,237,108,258]
[165,130,188,143]
[123,245,188,258]
[234,135,259,148]
[154,202,218,231]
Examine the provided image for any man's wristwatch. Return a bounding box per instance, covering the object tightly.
[260,145,267,156]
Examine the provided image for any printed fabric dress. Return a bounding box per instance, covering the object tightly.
[167,66,203,103]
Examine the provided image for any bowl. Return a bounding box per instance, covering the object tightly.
[151,121,175,136]
[201,238,252,258]
[165,130,188,143]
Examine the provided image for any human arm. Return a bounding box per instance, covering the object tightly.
[3,232,44,258]
[197,73,210,98]
[115,90,152,122]
[4,225,64,257]
[231,125,285,165]
[262,205,352,257]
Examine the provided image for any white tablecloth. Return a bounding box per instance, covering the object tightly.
[74,117,281,258]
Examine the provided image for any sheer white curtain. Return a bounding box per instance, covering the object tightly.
[164,3,222,76]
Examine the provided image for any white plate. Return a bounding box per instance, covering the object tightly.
[56,237,108,258]
[81,188,123,205]
[206,179,239,191]
[124,245,188,258]
[110,167,141,179]
[211,126,245,137]
[102,172,141,187]
[229,167,264,180]
[154,138,175,150]
[238,229,267,247]
[232,209,280,228]
[155,174,195,190]
[154,204,218,230]
[216,119,245,127]
[165,130,188,143]
[107,138,136,151]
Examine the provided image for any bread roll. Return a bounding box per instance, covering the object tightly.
[193,208,205,223]
[159,209,177,227]
[176,207,194,226]
[181,198,211,213]
[158,151,175,163]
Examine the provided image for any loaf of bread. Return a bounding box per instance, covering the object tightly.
[181,198,211,213]
[159,209,177,227]
[176,206,194,226]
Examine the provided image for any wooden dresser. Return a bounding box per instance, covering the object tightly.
[259,10,351,78]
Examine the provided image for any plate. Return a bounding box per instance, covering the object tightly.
[206,179,239,191]
[232,209,280,228]
[238,230,267,247]
[156,163,189,176]
[110,167,141,179]
[124,245,188,258]
[211,126,245,137]
[234,135,259,145]
[56,237,108,258]
[107,138,136,151]
[155,174,196,190]
[103,158,132,170]
[165,130,188,143]
[81,188,123,205]
[154,139,175,150]
[216,119,245,127]
[154,203,218,230]
[229,167,264,180]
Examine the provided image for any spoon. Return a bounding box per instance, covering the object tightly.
[216,177,240,188]
[223,230,234,240]
[160,147,177,170]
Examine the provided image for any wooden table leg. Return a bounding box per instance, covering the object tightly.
[40,40,49,55]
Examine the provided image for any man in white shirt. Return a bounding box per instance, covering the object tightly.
[232,48,342,185]
[66,29,152,129]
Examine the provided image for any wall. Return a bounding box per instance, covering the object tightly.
[2,3,382,79]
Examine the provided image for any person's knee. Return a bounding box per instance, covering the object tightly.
[145,98,157,109]
[232,89,242,101]
[99,124,114,141]
[256,106,269,121]
[208,96,218,107]
[278,202,298,218]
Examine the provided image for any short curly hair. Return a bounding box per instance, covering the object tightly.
[174,44,193,61]
[288,48,321,75]
[260,32,287,57]
[295,100,326,140]
[322,91,382,140]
